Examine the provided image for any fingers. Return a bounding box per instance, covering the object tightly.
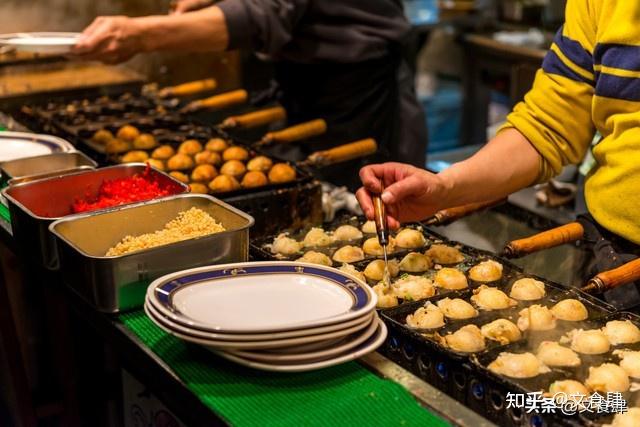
[355,187,374,219]
[72,17,111,55]
[359,164,385,194]
[381,174,423,205]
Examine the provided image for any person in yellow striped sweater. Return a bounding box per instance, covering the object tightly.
[356,0,640,306]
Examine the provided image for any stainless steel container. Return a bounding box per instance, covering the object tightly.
[49,194,254,313]
[1,151,98,186]
[2,163,188,270]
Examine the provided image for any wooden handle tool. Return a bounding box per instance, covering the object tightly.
[260,119,327,145]
[303,138,377,167]
[182,89,248,112]
[158,78,217,98]
[424,198,507,226]
[581,258,640,294]
[221,106,286,129]
[502,222,584,258]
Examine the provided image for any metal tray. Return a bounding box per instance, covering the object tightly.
[49,194,254,313]
[0,130,74,162]
[2,163,188,269]
[1,151,97,186]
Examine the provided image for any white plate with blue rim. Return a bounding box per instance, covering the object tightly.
[0,131,74,162]
[146,261,377,334]
[0,32,80,54]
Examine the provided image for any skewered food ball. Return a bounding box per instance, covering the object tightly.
[510,278,546,301]
[133,133,158,150]
[92,129,114,144]
[373,283,398,308]
[488,352,550,379]
[205,138,228,152]
[188,182,209,194]
[241,171,268,188]
[270,233,303,255]
[364,259,399,282]
[437,298,478,320]
[220,160,246,178]
[106,138,131,154]
[602,320,640,345]
[296,251,332,267]
[480,319,522,345]
[146,159,165,171]
[551,299,588,321]
[361,220,376,234]
[333,225,363,242]
[434,268,468,290]
[362,236,396,256]
[468,260,503,282]
[471,285,517,310]
[152,145,175,160]
[268,163,297,183]
[208,175,240,193]
[222,146,249,162]
[169,171,189,184]
[615,350,640,378]
[607,407,640,427]
[398,252,433,272]
[247,155,273,172]
[566,329,611,354]
[116,125,140,142]
[444,325,486,353]
[425,244,465,265]
[392,275,435,301]
[536,341,581,367]
[517,305,557,331]
[121,150,149,163]
[547,380,590,404]
[191,164,218,182]
[195,150,221,166]
[178,139,203,155]
[406,303,445,329]
[339,263,366,282]
[395,228,426,249]
[303,227,334,248]
[586,363,630,392]
[332,245,365,263]
[167,153,195,171]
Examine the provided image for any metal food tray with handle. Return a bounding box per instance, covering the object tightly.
[0,151,97,186]
[49,194,254,313]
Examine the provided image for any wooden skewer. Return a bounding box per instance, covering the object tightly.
[502,222,584,258]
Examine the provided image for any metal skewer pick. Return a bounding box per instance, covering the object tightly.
[372,186,391,290]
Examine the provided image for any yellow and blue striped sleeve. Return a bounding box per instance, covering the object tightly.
[501,0,597,183]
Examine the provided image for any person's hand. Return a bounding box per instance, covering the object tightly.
[169,0,215,14]
[356,162,450,229]
[71,16,144,64]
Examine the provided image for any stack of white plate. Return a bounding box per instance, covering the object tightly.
[144,261,385,372]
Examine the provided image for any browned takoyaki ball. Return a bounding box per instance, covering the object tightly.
[190,164,218,182]
[205,138,228,152]
[194,150,222,166]
[222,146,250,162]
[151,145,175,160]
[220,160,246,178]
[105,139,131,154]
[188,182,209,194]
[146,159,165,171]
[241,171,268,188]
[116,125,140,142]
[268,163,296,183]
[91,129,114,145]
[121,150,149,163]
[167,153,195,171]
[246,155,273,172]
[133,133,158,150]
[208,175,240,193]
[178,139,203,156]
[169,171,189,184]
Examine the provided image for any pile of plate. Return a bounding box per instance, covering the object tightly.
[144,261,386,372]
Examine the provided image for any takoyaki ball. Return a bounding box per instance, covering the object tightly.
[116,125,140,142]
[361,220,376,234]
[445,325,486,353]
[608,407,640,427]
[332,245,365,264]
[517,305,557,331]
[615,350,640,378]
[178,139,203,155]
[133,133,158,150]
[434,268,468,290]
[268,163,297,184]
[333,225,363,242]
[399,252,433,273]
[208,174,240,193]
[190,164,218,182]
[195,150,221,166]
[373,283,399,309]
[547,380,590,404]
[222,146,249,162]
[220,160,246,179]
[169,171,189,184]
[121,150,149,163]
[362,236,396,256]
[488,352,550,379]
[303,227,334,248]
[146,159,165,171]
[603,320,640,345]
[536,341,581,367]
[586,363,630,393]
[151,144,175,160]
[480,319,522,345]
[395,228,426,249]
[392,275,435,301]
[468,260,503,282]
[471,286,517,310]
[363,259,399,282]
[425,244,465,265]
[566,329,611,355]
[241,171,268,188]
[297,251,332,267]
[167,153,195,171]
[406,303,445,329]
[510,278,546,301]
[339,263,366,283]
[270,233,303,256]
[205,138,228,152]
[551,299,588,321]
[188,182,209,194]
[92,129,114,145]
[105,138,131,154]
[437,298,478,320]
[247,155,273,172]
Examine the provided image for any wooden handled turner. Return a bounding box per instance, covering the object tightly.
[182,89,248,113]
[301,138,377,167]
[423,198,507,226]
[158,78,217,98]
[502,222,584,258]
[259,119,328,146]
[581,257,640,294]
[220,106,287,129]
